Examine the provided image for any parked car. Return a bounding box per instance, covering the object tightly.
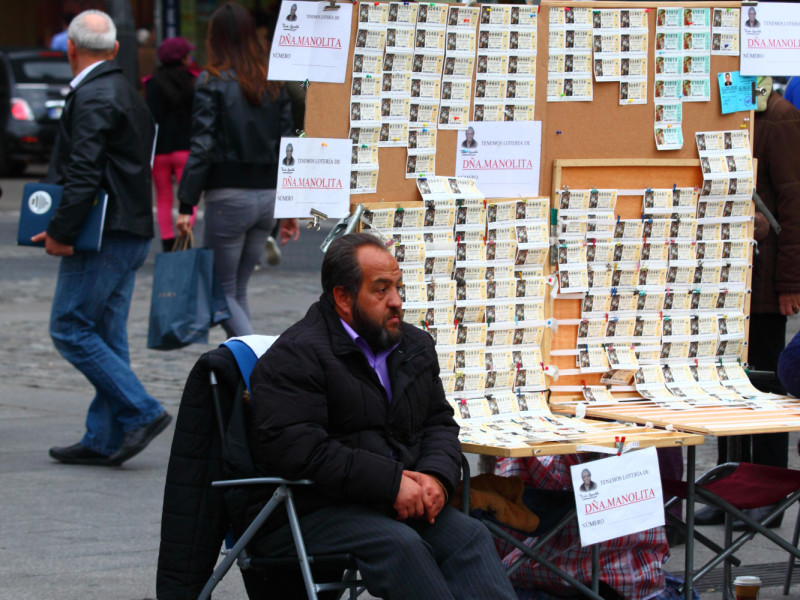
[0,47,72,176]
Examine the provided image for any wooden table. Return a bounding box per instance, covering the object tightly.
[549,398,800,599]
[460,422,704,599]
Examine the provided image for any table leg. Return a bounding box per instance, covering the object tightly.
[723,513,733,600]
[685,444,696,600]
[591,544,599,593]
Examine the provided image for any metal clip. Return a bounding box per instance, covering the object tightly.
[307,208,328,231]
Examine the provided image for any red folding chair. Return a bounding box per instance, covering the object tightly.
[663,462,800,600]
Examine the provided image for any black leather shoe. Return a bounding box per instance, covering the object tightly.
[109,411,172,465]
[733,504,783,531]
[694,506,725,525]
[49,443,114,466]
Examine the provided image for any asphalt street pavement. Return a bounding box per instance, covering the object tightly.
[2,167,800,600]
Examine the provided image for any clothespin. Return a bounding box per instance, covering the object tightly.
[361,144,368,149]
[454,318,459,328]
[301,79,310,89]
[615,436,626,455]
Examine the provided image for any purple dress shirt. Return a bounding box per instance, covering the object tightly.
[340,318,399,402]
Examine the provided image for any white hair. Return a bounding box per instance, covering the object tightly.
[68,10,117,52]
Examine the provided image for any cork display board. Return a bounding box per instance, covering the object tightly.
[304,0,749,205]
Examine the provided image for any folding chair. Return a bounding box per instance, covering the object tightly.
[663,462,800,599]
[460,460,605,600]
[197,340,366,600]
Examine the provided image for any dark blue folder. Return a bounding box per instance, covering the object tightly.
[17,183,108,251]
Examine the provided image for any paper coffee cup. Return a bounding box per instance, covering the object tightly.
[733,575,761,600]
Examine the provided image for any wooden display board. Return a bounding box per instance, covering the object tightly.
[305,0,749,205]
[548,158,754,400]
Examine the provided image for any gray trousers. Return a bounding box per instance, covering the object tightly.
[203,188,275,337]
[253,505,517,600]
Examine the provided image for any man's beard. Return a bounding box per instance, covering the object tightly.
[352,301,404,352]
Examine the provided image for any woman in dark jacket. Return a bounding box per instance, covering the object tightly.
[146,36,196,251]
[177,3,299,337]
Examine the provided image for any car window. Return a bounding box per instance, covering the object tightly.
[11,58,72,84]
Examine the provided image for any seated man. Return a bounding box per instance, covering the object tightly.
[249,233,516,599]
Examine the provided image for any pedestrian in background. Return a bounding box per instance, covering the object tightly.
[50,13,74,52]
[33,10,171,466]
[146,36,196,251]
[177,2,299,338]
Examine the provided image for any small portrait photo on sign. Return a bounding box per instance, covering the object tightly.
[579,468,598,492]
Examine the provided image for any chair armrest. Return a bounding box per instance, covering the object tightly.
[211,477,314,487]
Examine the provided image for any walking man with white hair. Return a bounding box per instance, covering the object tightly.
[32,10,171,466]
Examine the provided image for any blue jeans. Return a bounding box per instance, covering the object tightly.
[50,232,164,456]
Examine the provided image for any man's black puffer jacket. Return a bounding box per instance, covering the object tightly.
[247,297,461,529]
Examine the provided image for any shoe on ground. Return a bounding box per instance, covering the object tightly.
[264,236,281,266]
[694,506,725,526]
[732,504,783,531]
[109,411,173,465]
[49,442,115,466]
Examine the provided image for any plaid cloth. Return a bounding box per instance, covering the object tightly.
[495,454,670,600]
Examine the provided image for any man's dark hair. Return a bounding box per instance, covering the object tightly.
[321,233,390,304]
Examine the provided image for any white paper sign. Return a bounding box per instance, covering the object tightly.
[455,121,542,198]
[275,138,351,219]
[571,446,664,546]
[269,1,354,83]
[740,2,800,76]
